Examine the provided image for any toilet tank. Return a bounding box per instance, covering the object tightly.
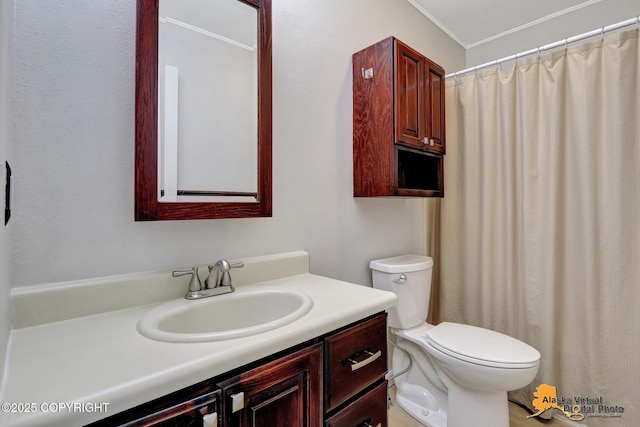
[370,255,433,329]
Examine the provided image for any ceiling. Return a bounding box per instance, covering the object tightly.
[406,0,606,49]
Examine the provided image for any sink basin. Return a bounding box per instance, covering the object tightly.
[138,288,313,343]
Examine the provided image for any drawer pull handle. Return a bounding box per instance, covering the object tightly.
[349,350,382,371]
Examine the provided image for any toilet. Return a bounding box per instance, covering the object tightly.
[370,255,540,427]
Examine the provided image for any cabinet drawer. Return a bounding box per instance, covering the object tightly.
[324,313,387,412]
[325,381,388,427]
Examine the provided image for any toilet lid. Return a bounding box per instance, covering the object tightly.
[369,255,433,273]
[426,322,540,368]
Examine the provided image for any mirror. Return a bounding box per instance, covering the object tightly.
[135,0,272,220]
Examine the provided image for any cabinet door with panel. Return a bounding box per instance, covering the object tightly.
[218,343,323,427]
[425,59,445,154]
[394,41,425,150]
[86,387,220,427]
[394,40,446,154]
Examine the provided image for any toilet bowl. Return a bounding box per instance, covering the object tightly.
[371,255,540,427]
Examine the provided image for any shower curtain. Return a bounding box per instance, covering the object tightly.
[440,29,639,426]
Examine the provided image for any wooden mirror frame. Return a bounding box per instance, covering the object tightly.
[135,0,272,221]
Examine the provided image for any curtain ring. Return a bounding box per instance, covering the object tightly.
[564,38,568,50]
[636,15,639,31]
[601,26,605,40]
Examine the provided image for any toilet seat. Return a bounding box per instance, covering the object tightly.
[426,322,540,369]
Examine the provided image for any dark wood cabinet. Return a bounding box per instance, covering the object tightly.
[218,343,322,427]
[353,36,445,197]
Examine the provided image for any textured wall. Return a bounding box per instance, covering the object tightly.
[0,0,13,382]
[9,0,464,289]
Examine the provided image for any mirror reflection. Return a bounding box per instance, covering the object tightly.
[158,0,258,203]
[135,0,271,221]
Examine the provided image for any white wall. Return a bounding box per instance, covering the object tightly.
[0,0,13,382]
[159,14,257,194]
[9,0,464,290]
[466,0,640,68]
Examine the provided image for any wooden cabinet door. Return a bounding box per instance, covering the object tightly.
[394,40,425,150]
[219,343,323,427]
[87,388,221,427]
[425,59,445,154]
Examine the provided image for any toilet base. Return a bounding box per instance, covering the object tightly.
[395,381,510,427]
[446,384,509,427]
[395,382,446,427]
[392,340,447,427]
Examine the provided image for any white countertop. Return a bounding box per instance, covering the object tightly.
[0,272,396,426]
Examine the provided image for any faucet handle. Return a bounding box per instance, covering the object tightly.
[216,259,244,272]
[172,267,202,293]
[227,261,245,270]
[221,261,244,287]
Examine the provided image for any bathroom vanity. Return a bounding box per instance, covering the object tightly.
[88,313,387,427]
[1,252,395,427]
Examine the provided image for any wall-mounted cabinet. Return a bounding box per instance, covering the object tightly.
[353,37,445,197]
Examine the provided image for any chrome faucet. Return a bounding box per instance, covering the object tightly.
[172,259,244,300]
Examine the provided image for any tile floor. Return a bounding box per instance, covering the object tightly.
[388,385,570,427]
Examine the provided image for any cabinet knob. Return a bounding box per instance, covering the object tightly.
[230,392,245,413]
[361,67,374,79]
[202,412,218,427]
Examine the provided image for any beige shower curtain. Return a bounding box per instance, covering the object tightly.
[440,30,639,426]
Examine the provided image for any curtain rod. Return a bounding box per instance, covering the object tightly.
[445,16,640,79]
